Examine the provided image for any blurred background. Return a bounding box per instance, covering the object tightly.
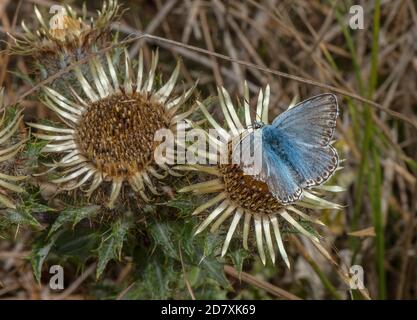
[0,0,416,300]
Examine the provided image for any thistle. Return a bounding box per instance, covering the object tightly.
[0,89,26,209]
[179,84,343,266]
[8,0,121,89]
[30,49,196,208]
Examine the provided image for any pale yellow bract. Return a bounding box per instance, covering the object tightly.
[0,89,26,209]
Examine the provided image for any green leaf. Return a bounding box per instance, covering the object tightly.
[48,205,100,237]
[31,231,61,283]
[199,255,230,288]
[187,266,201,287]
[177,219,197,258]
[23,139,49,167]
[144,259,176,299]
[203,232,224,257]
[96,216,132,279]
[53,227,101,262]
[29,202,55,213]
[149,222,178,259]
[228,248,249,276]
[126,254,179,300]
[165,194,197,217]
[3,208,41,228]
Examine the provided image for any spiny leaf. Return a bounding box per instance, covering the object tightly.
[53,228,101,263]
[48,205,100,237]
[0,193,55,229]
[187,266,201,287]
[29,202,55,213]
[143,259,177,299]
[203,232,224,257]
[228,248,249,277]
[23,139,49,167]
[149,222,178,259]
[199,255,230,288]
[179,220,198,258]
[96,216,132,279]
[165,194,197,217]
[126,254,179,300]
[31,231,61,283]
[2,208,41,228]
[16,192,54,221]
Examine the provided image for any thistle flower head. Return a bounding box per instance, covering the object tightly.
[179,84,343,266]
[9,0,121,86]
[0,89,26,209]
[31,49,196,208]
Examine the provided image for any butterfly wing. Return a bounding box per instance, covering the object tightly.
[264,93,339,195]
[272,93,338,147]
[231,128,302,204]
[259,134,303,203]
[235,94,339,204]
[232,127,301,203]
[262,125,338,191]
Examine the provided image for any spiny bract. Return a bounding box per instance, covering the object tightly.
[0,89,27,209]
[9,0,121,88]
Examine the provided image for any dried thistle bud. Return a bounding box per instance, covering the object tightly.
[8,0,122,89]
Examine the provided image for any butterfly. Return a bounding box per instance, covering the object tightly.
[232,93,339,205]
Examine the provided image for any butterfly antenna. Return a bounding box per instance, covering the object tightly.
[249,109,263,129]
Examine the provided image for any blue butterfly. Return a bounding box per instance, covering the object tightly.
[233,93,339,205]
